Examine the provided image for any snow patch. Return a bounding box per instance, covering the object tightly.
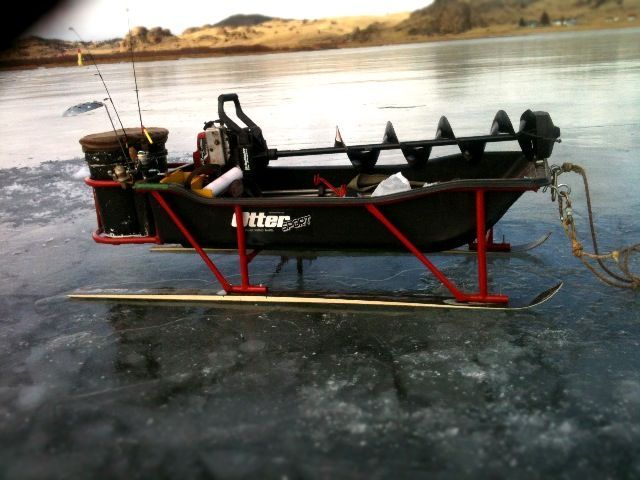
[2,183,39,195]
[73,165,90,179]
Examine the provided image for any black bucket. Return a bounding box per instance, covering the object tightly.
[80,127,169,236]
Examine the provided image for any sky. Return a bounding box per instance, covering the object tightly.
[27,0,433,41]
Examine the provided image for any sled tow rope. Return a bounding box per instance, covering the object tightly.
[549,162,639,289]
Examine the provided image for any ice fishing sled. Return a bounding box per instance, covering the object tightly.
[71,94,563,309]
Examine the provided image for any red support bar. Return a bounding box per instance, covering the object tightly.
[475,190,488,298]
[151,191,233,292]
[235,205,250,289]
[313,174,347,197]
[365,203,467,302]
[84,177,122,188]
[365,200,508,305]
[227,285,268,294]
[92,230,161,245]
[468,189,508,304]
[468,228,511,252]
[151,192,267,295]
[229,206,267,294]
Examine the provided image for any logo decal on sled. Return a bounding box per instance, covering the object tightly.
[281,215,311,232]
[242,147,250,171]
[231,211,311,232]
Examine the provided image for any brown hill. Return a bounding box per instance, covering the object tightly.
[1,1,638,69]
[214,14,276,28]
[123,26,175,47]
[402,0,474,35]
[399,0,638,35]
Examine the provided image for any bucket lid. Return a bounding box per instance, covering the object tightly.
[79,127,169,153]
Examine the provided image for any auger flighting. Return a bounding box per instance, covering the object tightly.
[265,108,560,171]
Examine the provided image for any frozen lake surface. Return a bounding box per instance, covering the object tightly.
[0,28,639,478]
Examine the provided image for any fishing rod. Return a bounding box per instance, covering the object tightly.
[68,27,129,149]
[126,9,153,146]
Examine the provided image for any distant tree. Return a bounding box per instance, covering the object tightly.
[540,11,551,26]
[519,17,527,27]
[349,23,383,42]
[147,27,173,44]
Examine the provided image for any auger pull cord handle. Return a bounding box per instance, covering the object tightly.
[217,93,259,133]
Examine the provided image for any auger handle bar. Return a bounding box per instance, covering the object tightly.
[217,93,260,134]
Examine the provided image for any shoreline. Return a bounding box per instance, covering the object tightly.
[1,22,637,71]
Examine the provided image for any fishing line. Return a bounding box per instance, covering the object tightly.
[68,27,128,145]
[126,9,152,145]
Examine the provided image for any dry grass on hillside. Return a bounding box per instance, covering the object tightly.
[1,1,638,69]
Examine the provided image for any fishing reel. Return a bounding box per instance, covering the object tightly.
[108,163,134,188]
[108,148,158,187]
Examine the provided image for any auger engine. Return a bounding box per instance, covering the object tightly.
[193,94,271,173]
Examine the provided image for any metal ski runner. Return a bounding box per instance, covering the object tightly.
[70,283,563,311]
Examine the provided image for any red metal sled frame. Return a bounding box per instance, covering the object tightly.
[85,178,162,245]
[86,177,531,304]
[364,189,507,304]
[468,227,511,252]
[151,188,508,303]
[85,178,265,293]
[151,192,267,294]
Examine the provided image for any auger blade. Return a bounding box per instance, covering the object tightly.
[383,121,399,144]
[404,145,431,168]
[335,126,379,172]
[385,121,430,168]
[334,126,346,148]
[491,110,516,135]
[437,115,485,163]
[458,140,486,163]
[436,116,455,140]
